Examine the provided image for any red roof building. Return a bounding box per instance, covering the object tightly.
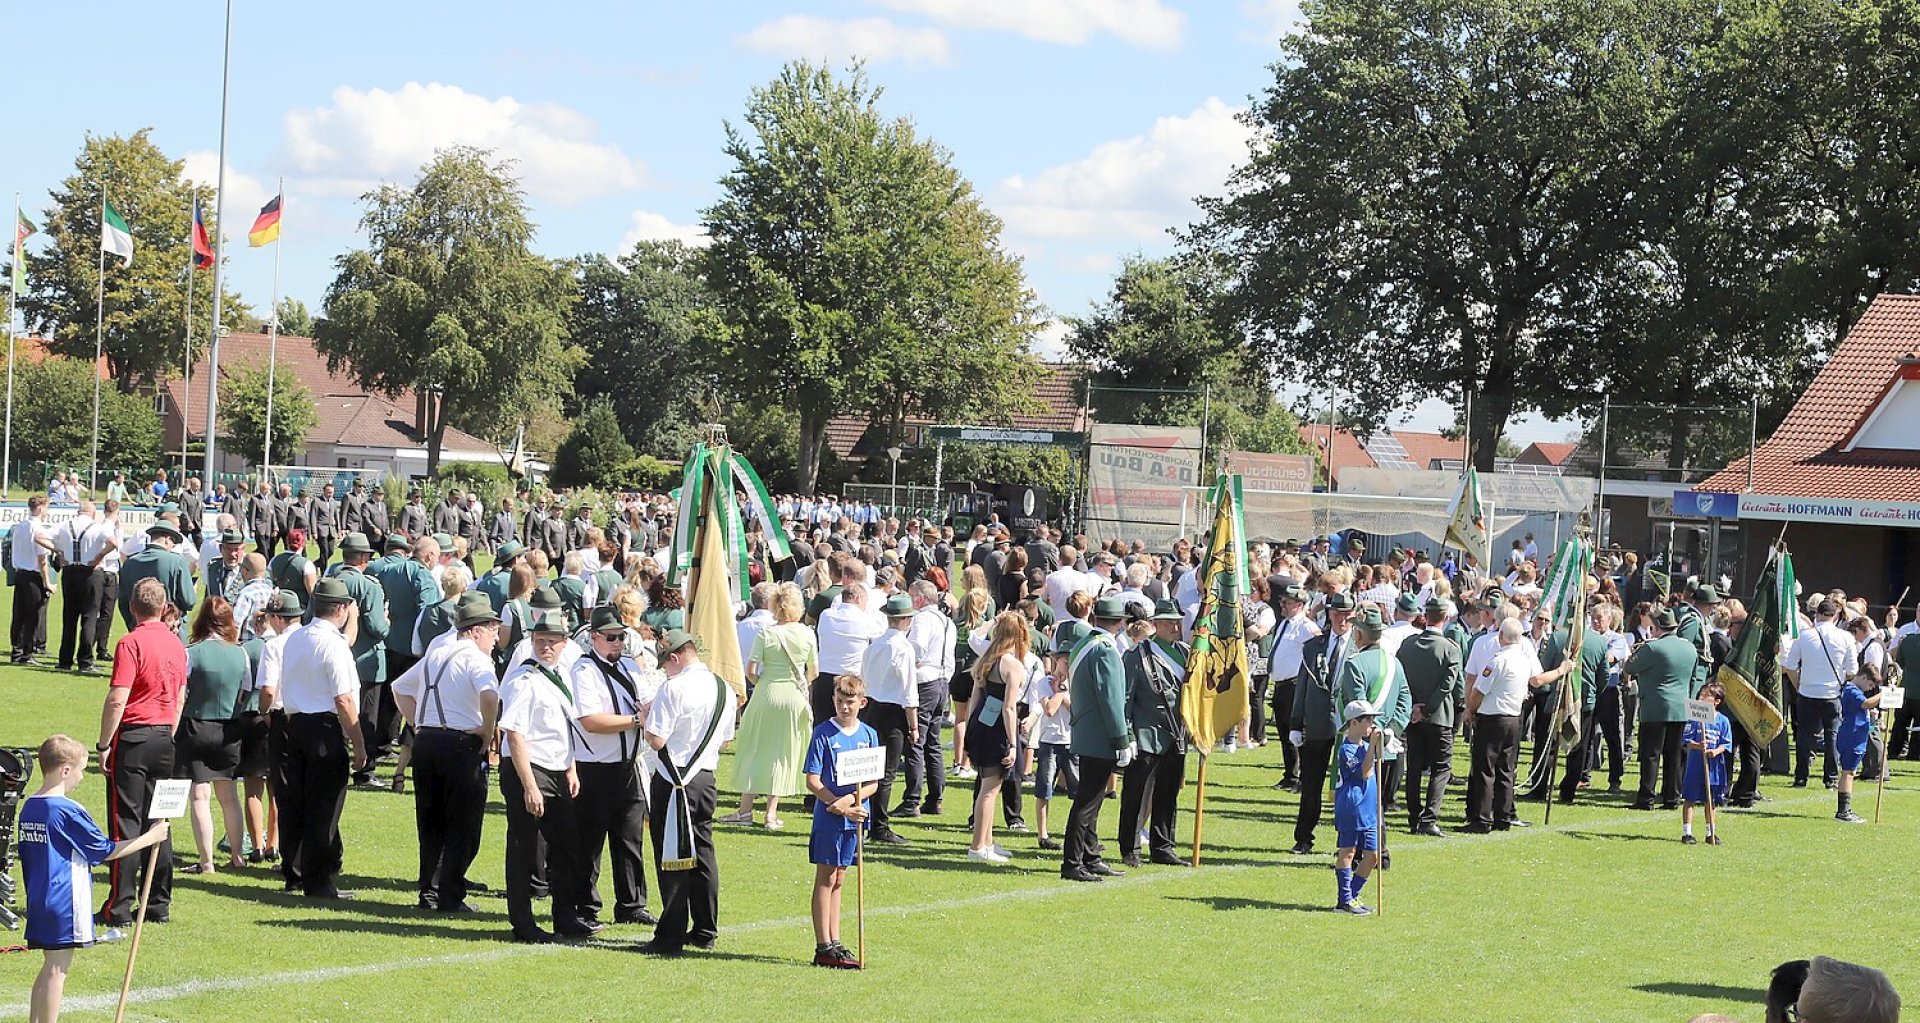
[1296,424,1374,488]
[824,362,1089,460]
[1517,441,1577,467]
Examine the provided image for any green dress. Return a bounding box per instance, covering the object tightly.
[727,622,818,797]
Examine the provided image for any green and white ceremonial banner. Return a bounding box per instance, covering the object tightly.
[101,199,133,265]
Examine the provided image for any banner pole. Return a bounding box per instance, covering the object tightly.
[1373,730,1384,917]
[111,841,164,1023]
[855,817,866,969]
[1190,753,1208,867]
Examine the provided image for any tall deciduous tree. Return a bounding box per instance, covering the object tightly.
[218,361,318,466]
[550,397,635,489]
[10,357,160,471]
[703,61,1041,494]
[316,146,579,475]
[19,129,245,389]
[570,241,715,459]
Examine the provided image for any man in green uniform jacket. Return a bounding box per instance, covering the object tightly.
[1340,606,1411,814]
[371,534,440,681]
[1675,584,1720,698]
[1061,597,1131,883]
[332,532,393,783]
[1117,600,1190,867]
[475,541,525,615]
[1289,591,1355,854]
[1549,617,1609,804]
[1625,607,1698,810]
[1399,597,1464,836]
[118,522,196,631]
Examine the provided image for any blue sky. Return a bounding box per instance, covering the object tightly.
[14,0,1571,444]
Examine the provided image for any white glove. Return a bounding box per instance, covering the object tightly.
[1115,742,1137,768]
[1288,730,1304,748]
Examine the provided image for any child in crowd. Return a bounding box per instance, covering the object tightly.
[1680,683,1733,845]
[1025,629,1077,852]
[803,675,879,969]
[1333,701,1380,916]
[22,735,171,1023]
[1835,669,1883,824]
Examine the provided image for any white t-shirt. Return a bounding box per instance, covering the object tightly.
[645,663,737,779]
[277,619,357,715]
[1023,670,1072,745]
[9,517,49,573]
[391,635,498,732]
[1043,567,1086,622]
[498,658,578,771]
[1475,644,1540,717]
[817,600,885,675]
[1783,622,1858,700]
[570,652,662,765]
[1268,611,1321,680]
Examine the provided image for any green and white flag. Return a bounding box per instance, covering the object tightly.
[12,209,34,293]
[101,199,133,265]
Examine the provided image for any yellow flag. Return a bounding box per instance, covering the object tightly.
[1181,476,1251,752]
[689,469,745,702]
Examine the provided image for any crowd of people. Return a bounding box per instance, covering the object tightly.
[3,473,1913,1014]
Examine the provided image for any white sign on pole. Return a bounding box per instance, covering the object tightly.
[1881,687,1906,710]
[1685,699,1716,725]
[146,779,192,820]
[836,747,887,786]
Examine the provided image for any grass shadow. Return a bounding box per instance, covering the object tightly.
[258,915,506,942]
[1560,831,1675,843]
[1165,895,1327,913]
[1632,982,1766,1004]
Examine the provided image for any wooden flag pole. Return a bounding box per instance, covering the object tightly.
[112,842,165,1023]
[1372,730,1385,917]
[1700,725,1718,842]
[1190,753,1209,867]
[855,815,866,969]
[1875,701,1893,825]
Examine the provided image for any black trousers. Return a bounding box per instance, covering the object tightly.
[359,682,402,769]
[1890,702,1920,760]
[503,764,586,936]
[809,673,838,727]
[899,679,948,809]
[1062,755,1116,873]
[858,701,911,837]
[1293,738,1335,847]
[1249,673,1271,741]
[1636,721,1686,807]
[1467,714,1521,828]
[1271,679,1300,783]
[277,713,349,895]
[1403,721,1453,829]
[313,534,336,571]
[10,571,47,661]
[1379,756,1404,808]
[576,759,649,922]
[1793,694,1842,786]
[57,564,103,669]
[104,724,174,923]
[409,728,487,907]
[1726,712,1763,805]
[1118,750,1184,859]
[1558,711,1596,802]
[94,572,117,661]
[1591,687,1627,786]
[648,771,718,948]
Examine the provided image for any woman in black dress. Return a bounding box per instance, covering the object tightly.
[963,612,1030,865]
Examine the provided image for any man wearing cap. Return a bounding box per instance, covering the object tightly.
[372,534,441,685]
[571,605,663,928]
[1382,593,1421,660]
[95,577,189,925]
[1399,597,1463,836]
[1118,599,1190,867]
[476,541,525,615]
[498,609,598,943]
[398,491,429,542]
[857,594,920,845]
[898,579,956,817]
[1676,584,1719,698]
[1266,584,1320,792]
[331,533,393,785]
[117,521,196,632]
[1339,606,1411,820]
[272,577,368,898]
[564,503,595,553]
[1464,618,1547,832]
[204,528,248,607]
[1624,606,1700,811]
[308,482,341,570]
[1547,609,1609,805]
[1289,591,1355,854]
[1061,597,1132,882]
[1783,598,1857,790]
[639,629,737,955]
[392,594,501,913]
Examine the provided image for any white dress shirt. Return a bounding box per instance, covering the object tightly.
[816,599,885,675]
[9,517,49,573]
[391,635,498,732]
[571,652,662,765]
[859,627,918,707]
[277,619,357,714]
[1784,621,1858,700]
[499,658,578,772]
[1269,611,1321,680]
[907,607,956,685]
[1476,644,1540,717]
[1043,566,1087,622]
[645,663,737,779]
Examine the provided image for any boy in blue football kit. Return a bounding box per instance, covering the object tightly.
[1680,683,1733,845]
[21,735,171,1023]
[1333,700,1380,916]
[1834,673,1883,825]
[804,675,880,969]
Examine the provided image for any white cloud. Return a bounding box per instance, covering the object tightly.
[282,83,645,204]
[1029,318,1074,361]
[871,0,1184,48]
[180,151,274,234]
[620,210,708,251]
[1240,0,1305,45]
[738,15,951,65]
[995,97,1252,243]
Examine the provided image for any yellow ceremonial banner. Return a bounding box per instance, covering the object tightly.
[1715,664,1786,746]
[1181,476,1251,752]
[690,471,745,702]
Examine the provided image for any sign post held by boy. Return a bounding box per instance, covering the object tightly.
[1877,686,1904,824]
[113,779,191,1023]
[835,746,886,970]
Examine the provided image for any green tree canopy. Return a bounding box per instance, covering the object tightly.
[218,360,318,467]
[569,241,716,459]
[550,397,635,489]
[19,129,246,389]
[8,356,160,474]
[703,61,1041,494]
[275,297,314,337]
[315,146,580,474]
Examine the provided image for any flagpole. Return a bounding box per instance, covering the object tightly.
[182,190,197,483]
[90,196,107,496]
[201,0,234,484]
[4,193,20,496]
[263,180,282,476]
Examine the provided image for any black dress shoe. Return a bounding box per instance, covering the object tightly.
[1037,836,1062,851]
[1060,868,1103,882]
[872,831,910,846]
[615,909,659,926]
[919,802,942,815]
[1121,852,1142,868]
[634,939,683,956]
[146,911,170,924]
[1461,823,1494,834]
[437,900,480,914]
[416,895,440,911]
[1628,801,1654,811]
[557,921,606,939]
[1503,819,1530,829]
[306,888,357,901]
[1149,852,1190,867]
[889,804,921,818]
[513,928,555,944]
[1288,841,1314,855]
[688,933,717,950]
[1087,861,1125,878]
[1414,825,1446,838]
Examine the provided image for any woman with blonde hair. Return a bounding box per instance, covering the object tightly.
[721,582,818,829]
[949,587,995,778]
[963,611,1029,863]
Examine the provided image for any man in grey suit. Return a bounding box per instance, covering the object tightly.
[1398,596,1465,837]
[310,481,341,569]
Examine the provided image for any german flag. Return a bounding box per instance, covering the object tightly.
[247,193,281,248]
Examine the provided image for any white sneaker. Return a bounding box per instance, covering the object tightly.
[955,766,978,779]
[966,847,1010,864]
[95,927,128,944]
[993,843,1012,858]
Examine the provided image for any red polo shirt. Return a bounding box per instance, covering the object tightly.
[110,620,189,728]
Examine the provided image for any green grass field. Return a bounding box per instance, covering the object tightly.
[0,582,1915,1022]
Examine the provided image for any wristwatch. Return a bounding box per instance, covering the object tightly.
[95,741,110,753]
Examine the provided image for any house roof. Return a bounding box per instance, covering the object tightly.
[1389,429,1467,471]
[1297,424,1374,487]
[11,336,109,378]
[824,362,1089,460]
[1698,292,1920,500]
[1517,441,1577,467]
[162,332,500,455]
